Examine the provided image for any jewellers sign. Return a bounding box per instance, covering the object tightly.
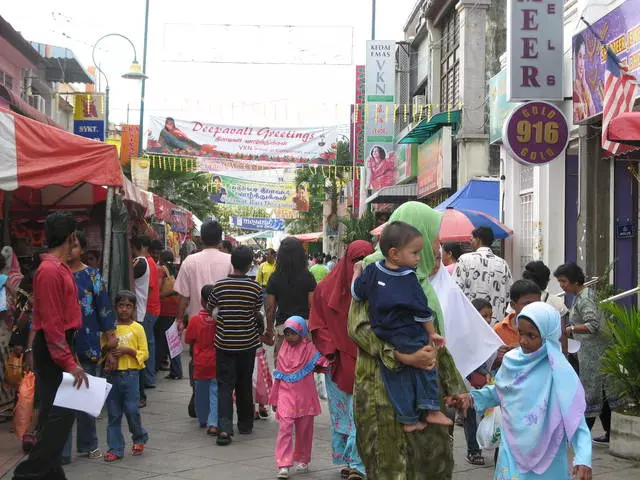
[507,0,563,101]
[365,40,396,102]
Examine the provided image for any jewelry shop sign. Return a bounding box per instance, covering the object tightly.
[507,0,563,101]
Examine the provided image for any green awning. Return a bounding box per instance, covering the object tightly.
[398,110,461,144]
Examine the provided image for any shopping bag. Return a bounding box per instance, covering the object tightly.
[14,371,35,438]
[252,347,273,406]
[476,406,502,450]
[3,352,23,388]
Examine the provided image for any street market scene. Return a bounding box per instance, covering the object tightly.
[1,1,640,479]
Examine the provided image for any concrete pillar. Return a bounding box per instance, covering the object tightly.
[455,0,491,186]
[577,124,610,278]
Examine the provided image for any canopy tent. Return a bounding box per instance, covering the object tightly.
[607,112,640,147]
[289,231,323,242]
[435,178,500,218]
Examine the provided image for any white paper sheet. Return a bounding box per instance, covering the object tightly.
[53,373,111,417]
[568,338,581,354]
[165,320,183,359]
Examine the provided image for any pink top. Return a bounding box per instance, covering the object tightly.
[445,262,456,275]
[174,248,233,317]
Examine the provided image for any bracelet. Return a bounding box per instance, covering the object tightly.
[571,326,575,333]
[24,347,33,353]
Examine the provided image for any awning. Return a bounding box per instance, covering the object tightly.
[398,110,461,144]
[435,178,500,218]
[31,43,94,84]
[366,183,417,204]
[607,112,640,147]
[0,107,122,191]
[289,231,323,242]
[0,84,63,129]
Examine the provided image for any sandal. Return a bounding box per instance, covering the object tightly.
[216,432,232,446]
[207,427,218,436]
[341,468,351,478]
[348,470,365,480]
[138,400,147,409]
[21,433,36,454]
[87,449,103,459]
[132,444,144,456]
[104,452,121,462]
[466,453,485,466]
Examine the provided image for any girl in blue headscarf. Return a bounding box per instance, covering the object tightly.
[450,302,592,480]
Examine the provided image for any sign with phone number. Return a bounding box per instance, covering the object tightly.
[502,101,569,166]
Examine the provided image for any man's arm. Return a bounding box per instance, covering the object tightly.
[176,295,189,333]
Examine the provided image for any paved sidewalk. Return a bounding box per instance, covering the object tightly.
[2,369,639,479]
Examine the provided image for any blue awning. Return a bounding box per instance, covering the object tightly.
[435,178,500,219]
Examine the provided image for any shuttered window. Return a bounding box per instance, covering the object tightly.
[440,10,459,111]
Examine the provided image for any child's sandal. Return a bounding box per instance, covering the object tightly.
[206,427,218,436]
[132,444,144,456]
[340,468,351,478]
[104,453,121,462]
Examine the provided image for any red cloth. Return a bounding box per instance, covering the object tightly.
[309,240,374,394]
[184,310,216,380]
[146,255,161,316]
[31,254,82,372]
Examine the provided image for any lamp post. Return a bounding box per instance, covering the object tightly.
[92,33,148,139]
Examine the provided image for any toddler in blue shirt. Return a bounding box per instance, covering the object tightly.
[352,221,452,431]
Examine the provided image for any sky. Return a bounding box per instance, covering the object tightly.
[2,0,417,130]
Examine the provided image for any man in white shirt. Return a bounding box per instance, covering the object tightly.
[453,226,512,325]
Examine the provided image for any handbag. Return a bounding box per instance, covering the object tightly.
[3,352,23,388]
[160,266,176,297]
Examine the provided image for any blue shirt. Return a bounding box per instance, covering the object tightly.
[352,260,433,343]
[74,267,116,362]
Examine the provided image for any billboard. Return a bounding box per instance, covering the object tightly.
[417,127,452,199]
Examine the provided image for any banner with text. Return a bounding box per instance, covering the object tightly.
[231,216,286,231]
[147,116,344,163]
[210,175,309,211]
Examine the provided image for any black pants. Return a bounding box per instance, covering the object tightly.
[586,393,612,435]
[217,348,257,435]
[463,407,481,455]
[13,331,76,480]
[154,316,174,368]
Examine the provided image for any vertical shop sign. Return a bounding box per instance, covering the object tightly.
[73,93,105,141]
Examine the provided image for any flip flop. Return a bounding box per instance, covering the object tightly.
[466,453,485,466]
[216,432,232,446]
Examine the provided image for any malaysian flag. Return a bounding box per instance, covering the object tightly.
[601,47,638,156]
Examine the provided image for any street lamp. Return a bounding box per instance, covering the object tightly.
[92,33,148,138]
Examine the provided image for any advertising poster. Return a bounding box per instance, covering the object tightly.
[572,3,640,123]
[73,93,105,142]
[147,116,343,163]
[417,127,452,199]
[120,124,140,165]
[131,157,150,190]
[209,175,308,211]
[488,69,519,144]
[230,216,286,231]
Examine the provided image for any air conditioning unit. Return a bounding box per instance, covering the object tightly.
[28,94,46,113]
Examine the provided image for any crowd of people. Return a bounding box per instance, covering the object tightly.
[0,201,627,480]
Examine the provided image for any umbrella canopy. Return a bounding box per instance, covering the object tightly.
[607,112,640,147]
[370,207,513,242]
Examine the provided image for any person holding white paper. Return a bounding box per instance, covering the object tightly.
[102,290,149,462]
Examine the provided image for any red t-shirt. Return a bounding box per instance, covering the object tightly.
[159,266,179,317]
[146,255,161,316]
[184,310,217,380]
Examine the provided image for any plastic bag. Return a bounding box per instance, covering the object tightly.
[253,347,273,406]
[476,406,501,450]
[14,371,35,438]
[3,352,23,388]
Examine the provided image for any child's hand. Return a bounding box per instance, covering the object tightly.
[485,373,492,385]
[431,333,446,349]
[573,465,592,480]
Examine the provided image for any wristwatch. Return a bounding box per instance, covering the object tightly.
[24,347,33,353]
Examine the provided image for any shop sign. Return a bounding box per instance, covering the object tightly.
[73,93,104,121]
[617,222,634,239]
[507,0,564,101]
[502,101,569,166]
[230,216,286,231]
[488,69,520,144]
[365,40,396,102]
[572,2,640,123]
[417,127,452,199]
[73,120,105,142]
[395,143,416,183]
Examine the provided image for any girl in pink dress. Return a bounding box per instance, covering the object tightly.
[270,316,329,479]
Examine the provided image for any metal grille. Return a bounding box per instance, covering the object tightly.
[440,10,460,110]
[519,192,535,268]
[520,166,534,191]
[396,44,411,133]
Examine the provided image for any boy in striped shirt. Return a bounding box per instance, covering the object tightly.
[207,245,264,445]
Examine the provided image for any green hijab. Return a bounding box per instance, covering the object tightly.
[364,201,444,333]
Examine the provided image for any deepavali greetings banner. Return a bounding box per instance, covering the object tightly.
[147,116,344,163]
[230,216,286,231]
[210,175,310,212]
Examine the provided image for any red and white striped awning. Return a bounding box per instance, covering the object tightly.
[0,107,122,191]
[289,231,323,242]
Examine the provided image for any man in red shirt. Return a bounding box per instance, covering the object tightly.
[13,212,88,480]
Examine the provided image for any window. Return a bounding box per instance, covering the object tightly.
[519,166,535,268]
[0,70,13,90]
[440,10,460,111]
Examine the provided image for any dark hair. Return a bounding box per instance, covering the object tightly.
[213,176,222,182]
[273,237,313,285]
[442,242,463,261]
[74,230,87,250]
[297,184,306,191]
[509,279,542,303]
[115,290,137,305]
[265,248,276,256]
[45,212,77,249]
[471,298,492,312]
[0,255,5,272]
[574,33,584,57]
[379,221,422,257]
[159,250,174,264]
[150,239,164,253]
[370,145,386,160]
[221,240,233,253]
[165,117,175,124]
[231,245,253,271]
[132,235,151,251]
[201,220,223,247]
[472,226,494,247]
[553,262,586,285]
[85,249,100,260]
[201,284,215,305]
[523,261,551,290]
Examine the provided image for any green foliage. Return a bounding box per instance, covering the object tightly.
[600,302,640,407]
[147,167,215,221]
[339,208,376,245]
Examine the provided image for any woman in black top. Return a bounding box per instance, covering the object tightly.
[265,238,317,357]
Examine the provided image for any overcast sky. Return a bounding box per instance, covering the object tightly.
[3,0,417,129]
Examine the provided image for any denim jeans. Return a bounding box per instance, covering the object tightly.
[141,313,158,387]
[106,370,148,457]
[62,361,99,461]
[170,355,183,378]
[463,407,481,455]
[194,379,218,428]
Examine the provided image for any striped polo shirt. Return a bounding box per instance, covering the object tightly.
[210,275,263,351]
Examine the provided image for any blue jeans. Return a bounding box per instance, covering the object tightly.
[62,361,99,461]
[170,354,183,378]
[106,370,148,457]
[141,313,157,387]
[194,379,218,428]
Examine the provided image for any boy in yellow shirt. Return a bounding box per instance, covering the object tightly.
[102,290,149,462]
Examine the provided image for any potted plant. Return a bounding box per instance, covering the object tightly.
[599,302,640,460]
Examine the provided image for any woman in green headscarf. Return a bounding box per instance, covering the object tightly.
[348,202,467,479]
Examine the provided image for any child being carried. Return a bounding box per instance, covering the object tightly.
[352,221,452,432]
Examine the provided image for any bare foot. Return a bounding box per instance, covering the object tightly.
[425,410,454,426]
[403,423,418,432]
[415,421,428,430]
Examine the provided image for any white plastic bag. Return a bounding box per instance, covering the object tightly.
[476,407,502,450]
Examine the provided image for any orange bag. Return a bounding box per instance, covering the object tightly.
[13,371,35,439]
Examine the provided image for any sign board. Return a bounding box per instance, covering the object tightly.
[365,40,396,102]
[507,0,564,101]
[488,69,520,144]
[617,222,634,239]
[502,101,569,166]
[572,1,640,123]
[73,120,105,142]
[417,127,452,199]
[165,321,183,359]
[230,216,286,231]
[395,143,416,183]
